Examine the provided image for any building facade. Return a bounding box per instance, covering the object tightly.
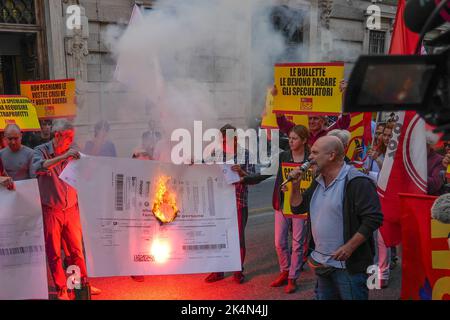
[0,0,438,156]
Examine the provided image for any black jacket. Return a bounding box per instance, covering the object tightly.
[291,166,383,274]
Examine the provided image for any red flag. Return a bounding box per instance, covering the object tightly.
[377,0,427,246]
[399,194,450,300]
[378,112,427,246]
[388,0,419,55]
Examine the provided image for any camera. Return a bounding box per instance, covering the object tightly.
[344,0,450,139]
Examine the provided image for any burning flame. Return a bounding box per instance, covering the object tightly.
[152,176,179,224]
[151,238,170,263]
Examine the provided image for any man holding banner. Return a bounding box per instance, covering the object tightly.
[31,119,100,300]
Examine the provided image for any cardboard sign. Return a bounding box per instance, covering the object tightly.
[20,79,76,119]
[273,62,344,115]
[281,162,312,218]
[0,96,40,131]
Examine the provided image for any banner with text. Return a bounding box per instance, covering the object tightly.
[0,96,40,131]
[20,79,76,119]
[273,62,344,115]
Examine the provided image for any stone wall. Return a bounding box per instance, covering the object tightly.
[44,0,402,157]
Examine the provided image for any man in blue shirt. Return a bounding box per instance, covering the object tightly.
[290,136,383,300]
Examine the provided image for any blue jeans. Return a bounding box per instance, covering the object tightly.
[316,269,368,300]
[274,210,306,279]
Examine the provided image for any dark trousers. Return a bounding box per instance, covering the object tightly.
[237,206,248,268]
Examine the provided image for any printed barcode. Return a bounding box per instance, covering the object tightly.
[115,174,124,211]
[182,244,226,251]
[0,245,43,256]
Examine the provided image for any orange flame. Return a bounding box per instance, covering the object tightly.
[152,176,179,224]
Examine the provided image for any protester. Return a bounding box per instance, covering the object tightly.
[275,80,351,147]
[267,125,309,293]
[427,131,446,196]
[365,124,393,174]
[84,120,117,157]
[290,136,383,300]
[204,124,256,284]
[374,123,385,142]
[327,129,353,163]
[132,132,154,159]
[0,124,34,181]
[140,120,161,159]
[22,119,53,149]
[32,119,101,300]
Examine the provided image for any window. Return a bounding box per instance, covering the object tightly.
[368,30,386,55]
[0,0,36,25]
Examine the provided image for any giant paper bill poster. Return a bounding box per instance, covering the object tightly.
[281,162,312,218]
[0,96,40,131]
[20,79,76,119]
[0,179,48,300]
[60,157,241,277]
[273,63,344,115]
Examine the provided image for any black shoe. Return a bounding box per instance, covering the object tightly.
[205,272,225,283]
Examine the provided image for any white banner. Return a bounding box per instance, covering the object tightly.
[60,157,241,277]
[0,179,48,300]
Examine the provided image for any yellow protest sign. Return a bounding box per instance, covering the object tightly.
[0,96,40,131]
[273,62,344,115]
[446,165,450,179]
[261,88,308,129]
[20,79,76,119]
[281,162,313,218]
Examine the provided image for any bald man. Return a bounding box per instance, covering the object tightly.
[288,136,383,300]
[0,124,34,181]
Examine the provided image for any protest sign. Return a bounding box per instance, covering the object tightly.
[280,162,312,218]
[20,78,76,119]
[273,62,344,115]
[0,96,40,131]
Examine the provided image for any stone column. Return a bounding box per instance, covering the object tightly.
[63,0,89,111]
[44,0,67,79]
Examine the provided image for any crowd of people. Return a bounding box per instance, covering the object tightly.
[1,107,449,300]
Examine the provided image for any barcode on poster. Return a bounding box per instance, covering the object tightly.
[115,174,124,211]
[182,244,226,251]
[0,245,43,256]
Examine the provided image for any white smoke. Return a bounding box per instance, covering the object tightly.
[101,0,312,158]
